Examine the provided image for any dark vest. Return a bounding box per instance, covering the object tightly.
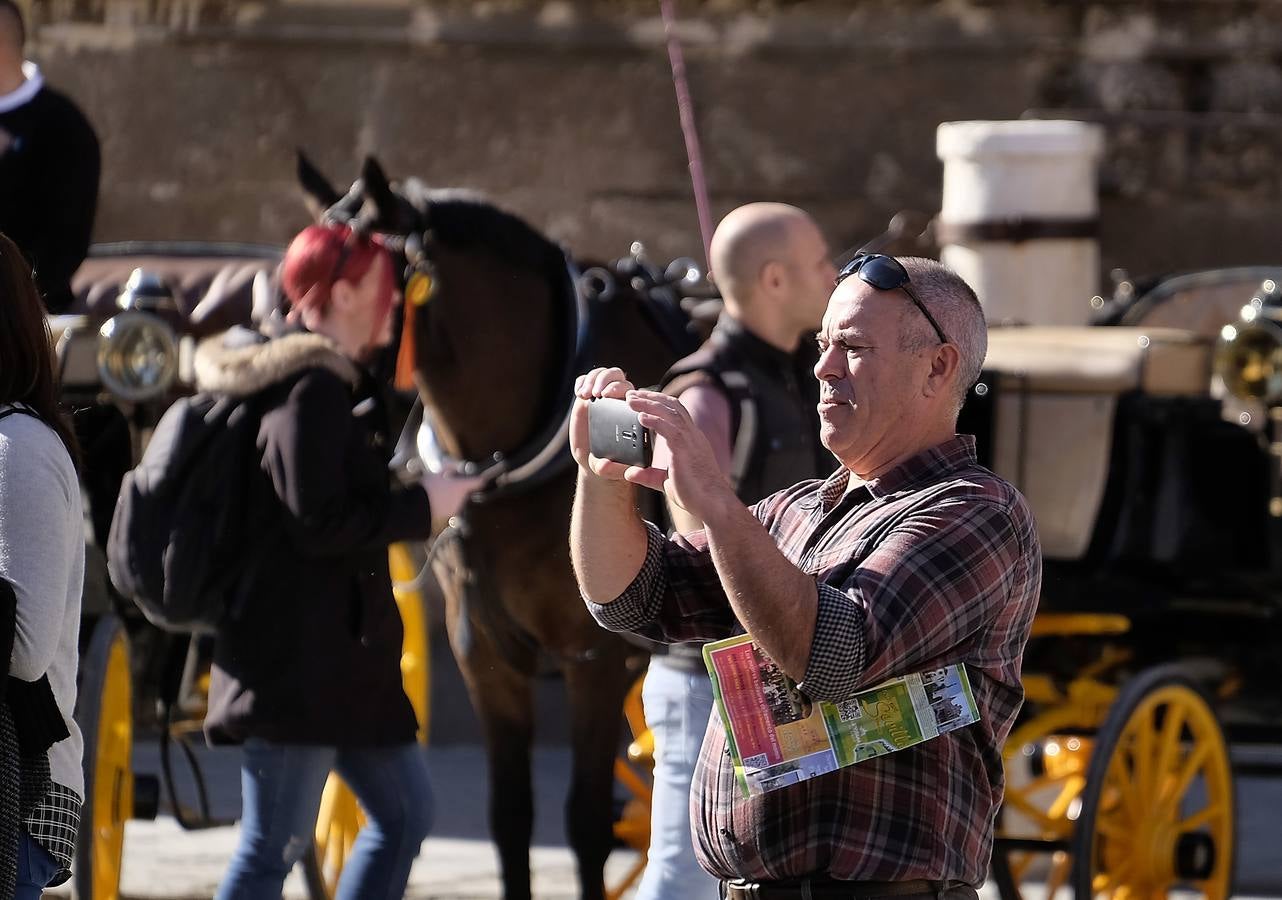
[661,314,833,504]
[655,315,836,670]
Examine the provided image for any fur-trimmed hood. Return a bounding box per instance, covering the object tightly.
[194,327,360,397]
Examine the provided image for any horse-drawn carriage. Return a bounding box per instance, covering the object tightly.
[48,156,1282,900]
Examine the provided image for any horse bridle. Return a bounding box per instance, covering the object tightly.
[396,223,592,503]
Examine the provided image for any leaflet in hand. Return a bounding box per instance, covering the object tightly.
[702,634,979,797]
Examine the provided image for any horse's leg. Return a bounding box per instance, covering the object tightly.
[452,652,534,900]
[446,600,538,900]
[562,650,638,900]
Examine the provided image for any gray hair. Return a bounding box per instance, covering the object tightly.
[896,257,987,417]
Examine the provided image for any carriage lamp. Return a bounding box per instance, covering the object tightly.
[1215,295,1282,406]
[97,310,179,402]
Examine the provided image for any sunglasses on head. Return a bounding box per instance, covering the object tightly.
[834,252,949,345]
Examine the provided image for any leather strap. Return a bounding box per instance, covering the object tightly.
[722,878,974,900]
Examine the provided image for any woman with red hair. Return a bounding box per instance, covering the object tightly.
[194,223,477,900]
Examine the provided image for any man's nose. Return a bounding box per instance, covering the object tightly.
[814,346,840,381]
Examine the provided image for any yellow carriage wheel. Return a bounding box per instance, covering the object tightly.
[302,543,432,899]
[992,704,1104,900]
[606,672,652,900]
[72,615,134,900]
[1071,667,1234,900]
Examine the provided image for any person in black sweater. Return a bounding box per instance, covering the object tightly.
[0,0,99,314]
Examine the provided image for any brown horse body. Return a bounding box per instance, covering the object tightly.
[308,159,698,900]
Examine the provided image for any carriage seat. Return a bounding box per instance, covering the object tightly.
[970,326,1216,561]
[69,250,282,337]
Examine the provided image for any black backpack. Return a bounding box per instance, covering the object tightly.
[106,392,267,633]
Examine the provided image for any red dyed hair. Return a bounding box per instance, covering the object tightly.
[281,224,390,322]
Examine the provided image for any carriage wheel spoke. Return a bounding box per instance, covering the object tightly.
[1094,816,1132,847]
[1096,855,1139,896]
[1010,852,1034,882]
[1116,735,1150,823]
[1046,775,1086,822]
[1133,705,1156,808]
[1007,791,1072,832]
[1180,802,1226,833]
[1166,741,1211,808]
[1154,703,1186,799]
[1043,850,1071,898]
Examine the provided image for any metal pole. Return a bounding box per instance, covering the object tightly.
[660,0,714,271]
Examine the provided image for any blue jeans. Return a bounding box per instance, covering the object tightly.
[15,830,60,900]
[635,657,720,900]
[215,739,433,900]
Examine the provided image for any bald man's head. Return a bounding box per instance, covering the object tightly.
[0,1,24,54]
[710,203,811,307]
[708,203,834,342]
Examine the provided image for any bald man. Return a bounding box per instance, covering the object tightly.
[0,0,99,314]
[635,203,837,900]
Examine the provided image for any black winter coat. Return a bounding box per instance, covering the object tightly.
[197,330,431,746]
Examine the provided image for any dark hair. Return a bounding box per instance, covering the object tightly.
[0,0,23,48]
[0,233,79,469]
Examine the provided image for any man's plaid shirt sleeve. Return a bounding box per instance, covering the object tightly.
[799,497,1036,701]
[584,520,739,643]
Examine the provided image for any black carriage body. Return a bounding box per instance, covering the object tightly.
[959,322,1282,742]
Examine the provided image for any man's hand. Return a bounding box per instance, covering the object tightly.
[626,389,737,526]
[570,366,654,604]
[572,367,644,483]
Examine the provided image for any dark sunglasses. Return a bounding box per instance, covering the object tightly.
[834,252,949,345]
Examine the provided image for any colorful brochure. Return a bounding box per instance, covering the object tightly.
[702,633,979,797]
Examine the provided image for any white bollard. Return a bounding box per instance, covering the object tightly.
[936,120,1105,326]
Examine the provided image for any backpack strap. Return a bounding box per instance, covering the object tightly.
[662,366,758,492]
[718,369,758,492]
[0,405,42,426]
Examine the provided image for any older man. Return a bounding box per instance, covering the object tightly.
[570,255,1040,899]
[639,202,836,900]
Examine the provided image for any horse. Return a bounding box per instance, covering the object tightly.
[299,155,702,900]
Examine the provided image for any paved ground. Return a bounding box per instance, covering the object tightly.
[47,630,1282,899]
[45,738,1282,899]
[50,744,643,900]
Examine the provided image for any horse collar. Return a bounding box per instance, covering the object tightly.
[414,253,590,501]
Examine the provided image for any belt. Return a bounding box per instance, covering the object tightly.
[721,878,975,900]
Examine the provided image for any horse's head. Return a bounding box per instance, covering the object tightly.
[298,154,573,466]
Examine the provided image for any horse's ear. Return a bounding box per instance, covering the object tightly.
[360,156,397,221]
[297,149,343,221]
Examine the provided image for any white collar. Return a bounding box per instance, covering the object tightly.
[0,62,44,114]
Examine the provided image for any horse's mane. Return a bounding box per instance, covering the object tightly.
[402,182,566,279]
[402,181,578,428]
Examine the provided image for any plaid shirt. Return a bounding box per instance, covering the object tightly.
[587,435,1040,886]
[24,781,80,883]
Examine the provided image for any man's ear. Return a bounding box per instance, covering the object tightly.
[759,259,786,296]
[924,343,963,398]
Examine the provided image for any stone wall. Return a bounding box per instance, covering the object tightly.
[24,0,1282,284]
